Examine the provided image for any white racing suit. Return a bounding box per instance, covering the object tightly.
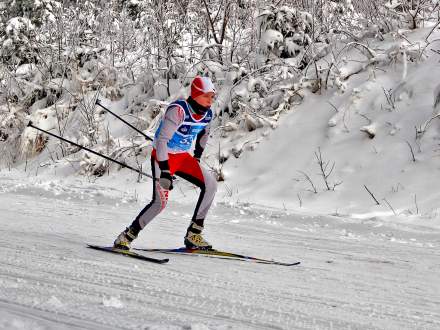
[130,99,217,234]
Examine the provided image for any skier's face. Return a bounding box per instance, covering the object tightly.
[194,92,215,108]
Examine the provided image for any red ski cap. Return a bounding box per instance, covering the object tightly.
[191,76,216,99]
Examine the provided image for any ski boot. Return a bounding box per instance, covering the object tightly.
[113,227,138,250]
[184,222,212,250]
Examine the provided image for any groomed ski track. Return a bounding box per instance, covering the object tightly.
[0,178,439,330]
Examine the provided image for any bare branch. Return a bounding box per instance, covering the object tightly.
[405,140,416,162]
[383,198,397,215]
[298,170,318,194]
[364,185,380,205]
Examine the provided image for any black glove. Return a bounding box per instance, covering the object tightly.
[193,148,203,163]
[158,160,173,190]
[193,129,205,162]
[159,170,173,190]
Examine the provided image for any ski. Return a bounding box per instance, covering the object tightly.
[134,247,300,266]
[87,245,169,264]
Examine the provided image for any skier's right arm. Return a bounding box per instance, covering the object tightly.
[155,106,184,186]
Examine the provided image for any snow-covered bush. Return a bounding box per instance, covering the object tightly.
[258,5,316,64]
[1,0,438,179]
[2,0,60,27]
[115,0,142,19]
[0,0,61,66]
[134,1,191,95]
[383,0,439,30]
[0,104,26,143]
[1,17,38,66]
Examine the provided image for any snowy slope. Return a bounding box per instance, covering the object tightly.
[1,172,440,329]
[222,28,440,228]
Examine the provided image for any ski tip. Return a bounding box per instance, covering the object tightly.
[258,261,301,266]
[87,244,169,264]
[87,244,112,250]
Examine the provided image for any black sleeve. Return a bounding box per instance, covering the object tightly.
[158,160,170,172]
[193,128,206,159]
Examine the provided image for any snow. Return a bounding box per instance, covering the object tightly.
[221,30,440,227]
[5,17,35,36]
[2,5,440,329]
[102,296,124,309]
[15,64,36,78]
[1,165,440,329]
[260,29,283,51]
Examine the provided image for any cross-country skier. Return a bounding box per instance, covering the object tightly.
[113,76,217,250]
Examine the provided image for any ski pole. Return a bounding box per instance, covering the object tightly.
[95,99,153,141]
[27,121,153,179]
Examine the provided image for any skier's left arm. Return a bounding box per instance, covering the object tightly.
[193,123,210,162]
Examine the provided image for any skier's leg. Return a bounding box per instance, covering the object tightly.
[113,158,169,249]
[131,161,169,231]
[175,154,217,248]
[190,165,217,224]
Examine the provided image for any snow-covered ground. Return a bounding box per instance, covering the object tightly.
[2,14,440,330]
[1,171,439,330]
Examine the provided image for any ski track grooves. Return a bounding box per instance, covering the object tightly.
[1,189,440,329]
